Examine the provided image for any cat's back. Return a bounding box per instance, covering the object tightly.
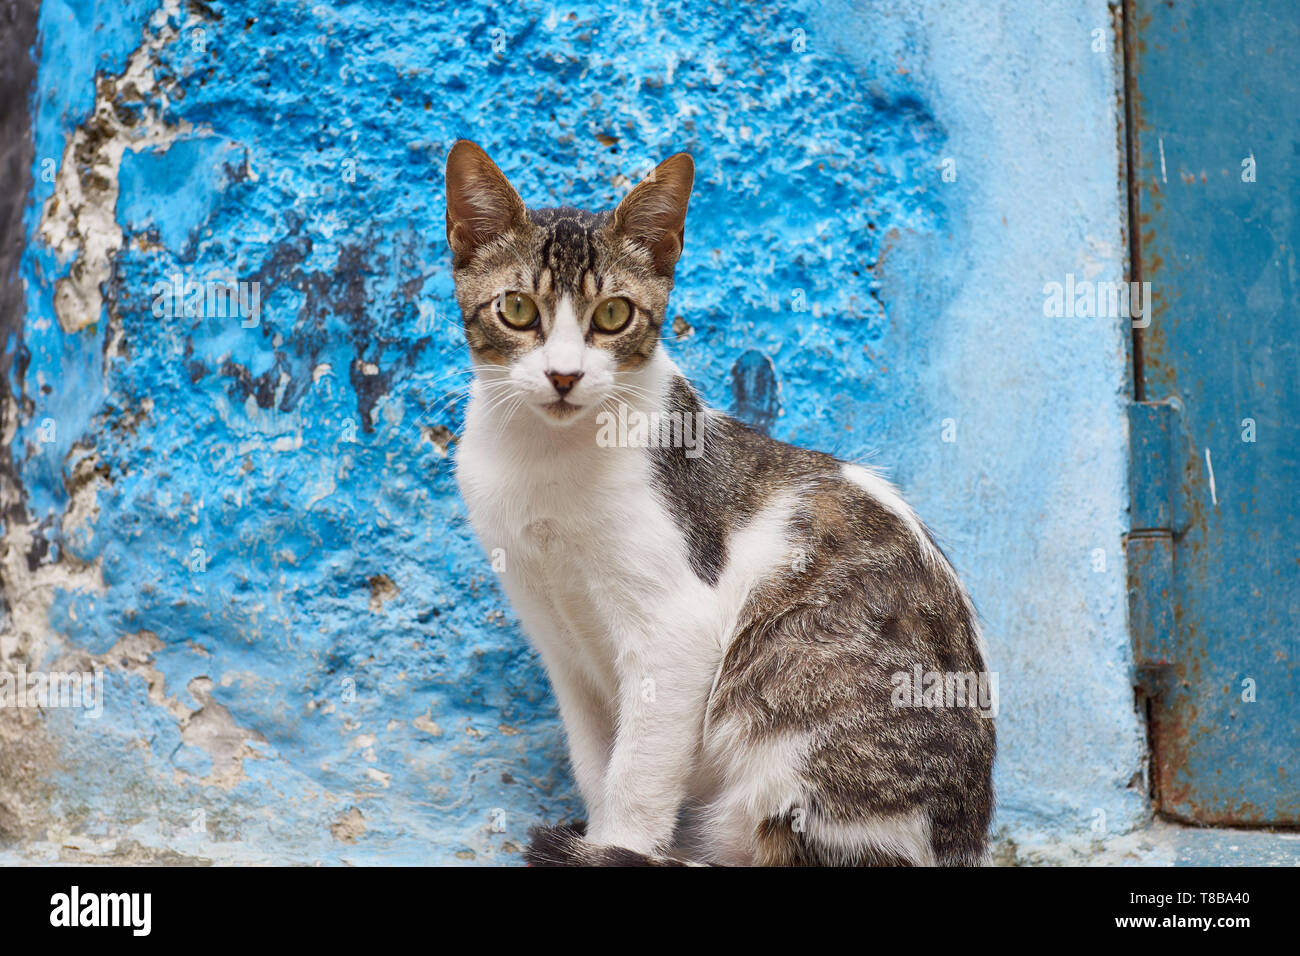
[649,379,979,637]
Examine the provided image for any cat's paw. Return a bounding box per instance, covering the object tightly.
[524,822,590,866]
[524,822,690,867]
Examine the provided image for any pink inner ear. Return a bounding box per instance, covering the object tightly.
[622,193,683,237]
[449,182,505,243]
[447,178,513,249]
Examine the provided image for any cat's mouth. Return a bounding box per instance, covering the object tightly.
[539,398,584,421]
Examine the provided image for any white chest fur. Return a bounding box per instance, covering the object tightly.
[457,408,694,694]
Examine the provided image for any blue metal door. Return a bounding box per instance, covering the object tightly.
[1127,0,1300,823]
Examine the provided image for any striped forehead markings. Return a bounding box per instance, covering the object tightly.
[539,218,599,288]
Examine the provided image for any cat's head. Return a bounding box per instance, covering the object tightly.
[444,140,693,427]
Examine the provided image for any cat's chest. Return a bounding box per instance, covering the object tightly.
[457,429,677,574]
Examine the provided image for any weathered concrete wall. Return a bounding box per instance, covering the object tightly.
[1,0,1142,863]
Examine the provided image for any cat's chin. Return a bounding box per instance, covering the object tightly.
[531,399,591,427]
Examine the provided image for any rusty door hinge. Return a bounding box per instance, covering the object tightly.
[1127,401,1179,698]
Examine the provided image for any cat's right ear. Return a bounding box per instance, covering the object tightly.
[609,153,694,277]
[445,140,528,268]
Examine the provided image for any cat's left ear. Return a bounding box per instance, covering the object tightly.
[608,153,694,276]
[445,140,529,269]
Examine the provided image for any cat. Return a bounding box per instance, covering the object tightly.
[446,140,995,866]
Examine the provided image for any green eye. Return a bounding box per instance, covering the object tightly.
[498,292,539,329]
[592,297,632,333]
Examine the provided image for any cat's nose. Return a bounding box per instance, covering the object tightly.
[546,370,583,396]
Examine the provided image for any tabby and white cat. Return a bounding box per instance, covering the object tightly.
[446,140,994,866]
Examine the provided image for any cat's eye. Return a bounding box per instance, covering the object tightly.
[592,297,632,333]
[498,292,539,329]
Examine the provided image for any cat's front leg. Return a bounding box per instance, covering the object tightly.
[585,652,715,854]
[535,644,614,822]
[497,575,614,820]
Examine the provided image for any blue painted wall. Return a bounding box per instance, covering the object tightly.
[1,0,1142,863]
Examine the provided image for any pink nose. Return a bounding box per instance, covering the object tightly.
[547,371,583,396]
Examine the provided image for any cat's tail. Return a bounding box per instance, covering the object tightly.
[524,823,707,867]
